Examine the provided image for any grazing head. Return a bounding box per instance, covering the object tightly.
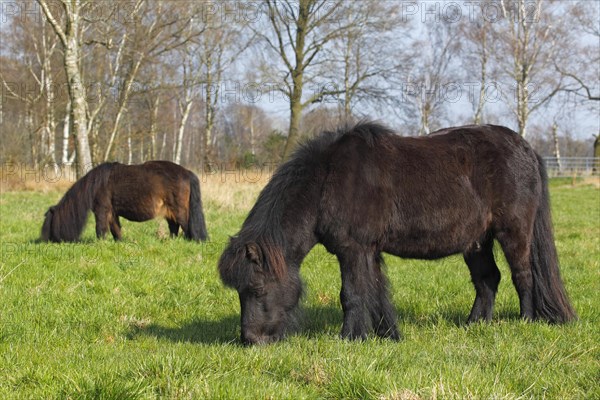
[40,206,56,242]
[218,237,302,345]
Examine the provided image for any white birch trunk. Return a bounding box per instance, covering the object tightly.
[38,0,92,177]
[174,101,192,165]
[103,57,144,161]
[552,123,562,172]
[62,100,71,164]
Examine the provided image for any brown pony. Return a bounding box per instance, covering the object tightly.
[219,122,576,345]
[41,161,208,242]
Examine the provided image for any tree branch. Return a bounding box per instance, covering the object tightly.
[36,0,67,47]
[555,63,600,101]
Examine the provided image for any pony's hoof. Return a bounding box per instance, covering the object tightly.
[386,330,402,341]
[340,330,368,341]
[375,326,401,341]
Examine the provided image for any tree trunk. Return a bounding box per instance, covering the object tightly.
[420,103,431,136]
[516,80,529,137]
[160,131,167,159]
[249,109,256,157]
[202,63,217,165]
[103,57,144,161]
[43,32,57,164]
[150,97,160,159]
[281,1,308,160]
[174,101,192,164]
[283,84,303,159]
[62,100,73,164]
[38,0,95,177]
[204,103,215,164]
[65,38,92,175]
[473,28,487,125]
[551,123,562,172]
[26,107,38,167]
[38,0,94,177]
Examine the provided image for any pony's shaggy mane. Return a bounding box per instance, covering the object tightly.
[41,163,115,242]
[219,121,395,285]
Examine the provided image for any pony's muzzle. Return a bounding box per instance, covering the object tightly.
[241,326,283,346]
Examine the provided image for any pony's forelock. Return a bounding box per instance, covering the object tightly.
[218,236,288,289]
[40,207,54,241]
[259,238,287,281]
[218,239,250,289]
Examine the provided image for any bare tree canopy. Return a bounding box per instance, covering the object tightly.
[1,0,598,169]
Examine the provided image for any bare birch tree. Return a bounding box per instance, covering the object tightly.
[37,0,92,176]
[459,14,492,124]
[322,0,406,123]
[197,9,254,164]
[89,0,203,161]
[173,48,198,165]
[1,12,62,166]
[489,0,569,137]
[394,21,460,135]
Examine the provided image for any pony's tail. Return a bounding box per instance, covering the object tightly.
[530,154,577,323]
[186,172,208,241]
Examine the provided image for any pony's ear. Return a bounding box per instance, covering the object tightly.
[45,206,55,216]
[245,242,263,265]
[246,240,286,281]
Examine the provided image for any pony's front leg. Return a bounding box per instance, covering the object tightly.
[93,210,110,239]
[338,250,399,340]
[371,253,400,340]
[338,250,370,339]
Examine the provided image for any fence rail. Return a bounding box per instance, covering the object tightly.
[543,157,599,177]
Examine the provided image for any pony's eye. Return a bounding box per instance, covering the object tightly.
[251,286,266,297]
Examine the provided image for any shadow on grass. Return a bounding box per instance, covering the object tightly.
[397,304,521,328]
[28,237,105,244]
[127,305,522,345]
[127,314,241,345]
[298,305,344,337]
[298,304,523,339]
[127,305,344,345]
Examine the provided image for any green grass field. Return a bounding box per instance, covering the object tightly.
[1,179,598,399]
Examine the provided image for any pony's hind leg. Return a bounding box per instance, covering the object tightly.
[167,219,180,237]
[496,229,535,320]
[110,215,122,240]
[463,237,501,323]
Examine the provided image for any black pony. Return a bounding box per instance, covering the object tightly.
[41,161,208,242]
[219,122,576,345]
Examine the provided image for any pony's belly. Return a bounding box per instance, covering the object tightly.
[383,239,467,260]
[119,211,154,222]
[114,198,167,222]
[383,224,485,260]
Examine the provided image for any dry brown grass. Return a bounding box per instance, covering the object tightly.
[0,164,77,194]
[197,169,270,211]
[580,176,600,188]
[1,164,271,211]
